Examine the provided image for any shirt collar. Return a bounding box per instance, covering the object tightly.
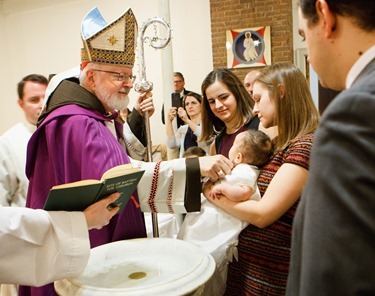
[177,89,185,96]
[346,45,375,89]
[23,119,37,133]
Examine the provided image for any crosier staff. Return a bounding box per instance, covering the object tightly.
[134,17,171,237]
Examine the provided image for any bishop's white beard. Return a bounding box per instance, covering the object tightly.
[96,84,130,111]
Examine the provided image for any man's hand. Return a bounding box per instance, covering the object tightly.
[134,91,155,117]
[83,192,120,230]
[199,155,233,181]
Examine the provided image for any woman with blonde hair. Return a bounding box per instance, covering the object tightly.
[204,62,320,295]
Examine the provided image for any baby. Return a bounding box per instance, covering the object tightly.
[178,129,272,295]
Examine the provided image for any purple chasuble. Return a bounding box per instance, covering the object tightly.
[20,104,146,296]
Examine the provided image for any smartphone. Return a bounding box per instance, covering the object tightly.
[171,93,182,108]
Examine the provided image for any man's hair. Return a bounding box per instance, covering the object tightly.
[17,74,48,99]
[299,0,375,31]
[239,130,273,168]
[174,72,185,82]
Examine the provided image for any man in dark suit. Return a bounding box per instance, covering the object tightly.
[161,72,190,128]
[287,1,375,295]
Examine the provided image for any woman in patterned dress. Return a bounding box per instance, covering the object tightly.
[205,62,320,295]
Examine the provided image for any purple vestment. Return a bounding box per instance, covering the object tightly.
[21,104,146,296]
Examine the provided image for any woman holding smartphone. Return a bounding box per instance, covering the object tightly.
[166,92,212,158]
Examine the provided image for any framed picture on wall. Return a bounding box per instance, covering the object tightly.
[295,48,309,81]
[226,26,271,69]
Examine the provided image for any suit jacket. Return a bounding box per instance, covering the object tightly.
[287,59,375,295]
[161,88,191,128]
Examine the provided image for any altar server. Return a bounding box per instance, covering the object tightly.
[0,193,119,286]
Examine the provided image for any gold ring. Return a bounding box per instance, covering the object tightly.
[217,170,224,175]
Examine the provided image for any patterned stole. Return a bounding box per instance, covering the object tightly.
[111,112,127,149]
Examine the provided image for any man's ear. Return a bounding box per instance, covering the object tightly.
[316,0,337,38]
[86,70,97,88]
[17,99,24,109]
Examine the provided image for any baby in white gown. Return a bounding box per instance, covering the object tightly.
[178,129,272,296]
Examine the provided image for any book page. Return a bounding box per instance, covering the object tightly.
[51,179,100,189]
[101,164,140,180]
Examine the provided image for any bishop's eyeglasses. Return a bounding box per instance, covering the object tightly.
[92,69,136,83]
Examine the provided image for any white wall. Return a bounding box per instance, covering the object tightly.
[0,0,213,145]
[292,0,319,108]
[292,0,305,58]
[1,0,317,142]
[0,1,14,130]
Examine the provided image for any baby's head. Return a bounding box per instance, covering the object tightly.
[228,130,273,168]
[183,146,207,158]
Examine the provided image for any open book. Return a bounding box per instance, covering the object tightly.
[43,164,145,213]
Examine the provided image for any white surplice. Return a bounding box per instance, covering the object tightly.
[0,207,90,286]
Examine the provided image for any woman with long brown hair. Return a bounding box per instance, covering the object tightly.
[200,68,259,158]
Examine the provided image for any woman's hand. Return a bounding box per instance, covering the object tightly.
[209,184,225,199]
[167,107,177,122]
[177,107,188,122]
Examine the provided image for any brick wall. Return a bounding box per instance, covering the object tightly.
[209,0,293,81]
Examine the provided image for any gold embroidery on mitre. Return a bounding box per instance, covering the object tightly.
[108,35,118,46]
[91,20,124,51]
[81,9,137,66]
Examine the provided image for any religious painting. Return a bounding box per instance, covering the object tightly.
[226,26,271,69]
